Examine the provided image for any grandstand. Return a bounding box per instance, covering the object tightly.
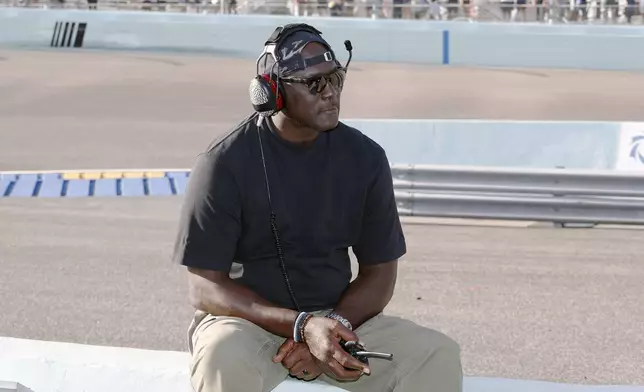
[0,0,641,23]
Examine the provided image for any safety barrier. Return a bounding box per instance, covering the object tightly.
[8,165,644,225]
[4,165,644,225]
[394,164,644,225]
[2,8,644,71]
[1,120,639,179]
[346,119,629,170]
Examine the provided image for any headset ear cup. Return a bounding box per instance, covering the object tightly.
[249,75,274,113]
[249,74,284,115]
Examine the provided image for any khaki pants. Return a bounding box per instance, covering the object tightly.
[188,310,463,392]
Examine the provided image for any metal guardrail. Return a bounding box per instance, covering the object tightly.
[392,165,644,225]
[4,165,644,225]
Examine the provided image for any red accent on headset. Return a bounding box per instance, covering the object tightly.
[261,74,283,111]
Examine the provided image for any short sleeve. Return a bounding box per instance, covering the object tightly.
[352,149,407,265]
[172,151,242,272]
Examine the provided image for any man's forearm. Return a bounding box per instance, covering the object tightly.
[188,268,299,338]
[331,262,397,330]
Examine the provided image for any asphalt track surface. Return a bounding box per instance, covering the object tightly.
[1,49,644,386]
[2,49,644,171]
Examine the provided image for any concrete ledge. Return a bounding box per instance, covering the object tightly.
[0,381,34,392]
[2,337,643,392]
[0,337,347,392]
[0,337,192,392]
[464,379,644,392]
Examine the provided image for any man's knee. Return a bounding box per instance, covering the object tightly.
[404,327,462,390]
[420,327,462,363]
[195,320,244,357]
[190,318,284,391]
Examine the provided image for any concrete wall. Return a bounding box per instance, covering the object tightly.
[345,119,623,170]
[2,8,644,71]
[448,24,644,70]
[3,118,642,199]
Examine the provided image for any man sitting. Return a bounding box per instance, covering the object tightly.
[172,22,463,392]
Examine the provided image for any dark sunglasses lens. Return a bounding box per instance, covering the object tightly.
[315,77,327,93]
[310,69,345,94]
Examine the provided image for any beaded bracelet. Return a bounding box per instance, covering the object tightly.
[293,312,310,343]
[298,313,314,343]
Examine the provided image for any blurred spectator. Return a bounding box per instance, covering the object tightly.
[228,0,237,13]
[500,0,514,20]
[536,0,545,21]
[392,0,412,18]
[624,0,636,22]
[328,0,343,15]
[447,0,459,18]
[515,0,527,20]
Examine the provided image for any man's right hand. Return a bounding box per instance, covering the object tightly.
[303,316,371,381]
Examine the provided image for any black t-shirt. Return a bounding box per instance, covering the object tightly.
[172,113,406,312]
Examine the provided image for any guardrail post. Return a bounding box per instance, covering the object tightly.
[552,166,566,228]
[551,166,597,229]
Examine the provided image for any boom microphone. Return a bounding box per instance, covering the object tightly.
[344,40,353,70]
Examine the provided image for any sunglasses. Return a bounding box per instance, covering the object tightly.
[281,68,347,95]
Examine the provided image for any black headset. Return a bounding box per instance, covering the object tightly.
[248,23,353,118]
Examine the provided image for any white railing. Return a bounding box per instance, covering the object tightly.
[392,164,644,225]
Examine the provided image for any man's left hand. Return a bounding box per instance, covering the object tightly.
[273,338,323,381]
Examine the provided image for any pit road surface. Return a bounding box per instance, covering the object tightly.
[2,49,644,170]
[1,49,643,386]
